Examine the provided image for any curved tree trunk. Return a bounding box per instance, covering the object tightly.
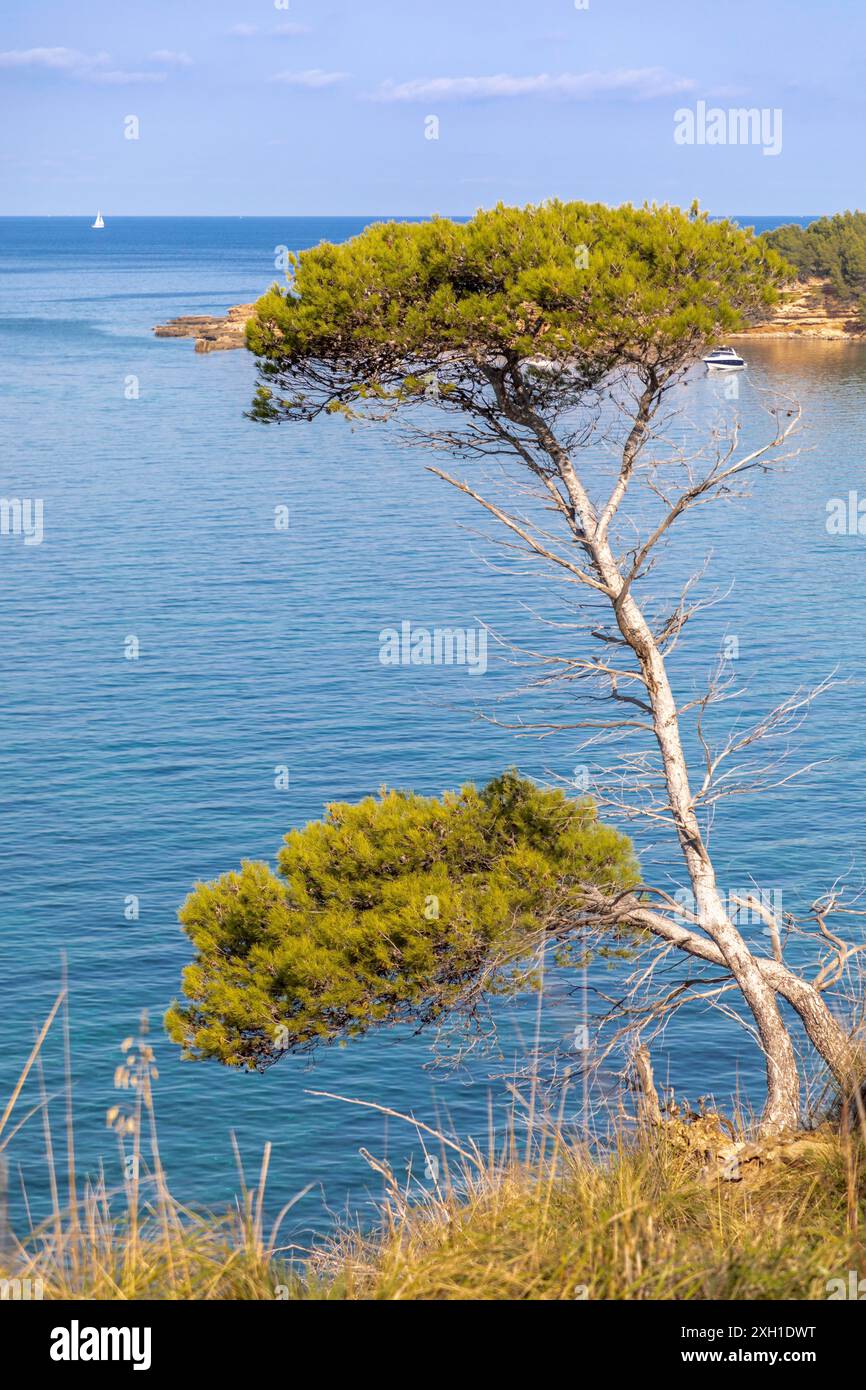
[626,622,801,1133]
[618,898,861,1097]
[534,412,802,1134]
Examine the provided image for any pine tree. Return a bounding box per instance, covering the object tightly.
[166,773,638,1068]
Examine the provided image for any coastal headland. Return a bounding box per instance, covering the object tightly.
[153,302,255,352]
[729,278,866,340]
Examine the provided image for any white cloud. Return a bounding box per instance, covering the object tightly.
[88,69,167,85]
[375,68,696,102]
[272,68,347,88]
[0,47,109,71]
[0,45,171,83]
[231,22,312,37]
[150,50,193,67]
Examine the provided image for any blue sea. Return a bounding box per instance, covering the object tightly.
[0,213,862,1243]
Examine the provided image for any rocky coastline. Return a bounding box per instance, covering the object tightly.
[153,302,255,352]
[730,278,865,340]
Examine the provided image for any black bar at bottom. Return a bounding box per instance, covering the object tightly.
[0,1296,855,1376]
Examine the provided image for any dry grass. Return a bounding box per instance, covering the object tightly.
[0,994,298,1300]
[307,1126,866,1300]
[1,991,864,1301]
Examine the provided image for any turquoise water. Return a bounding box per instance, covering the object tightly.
[1,215,862,1240]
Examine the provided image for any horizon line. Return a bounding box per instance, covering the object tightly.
[0,210,829,220]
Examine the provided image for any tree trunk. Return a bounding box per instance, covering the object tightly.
[534,416,802,1134]
[620,899,861,1100]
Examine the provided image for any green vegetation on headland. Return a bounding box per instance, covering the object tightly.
[762,211,866,318]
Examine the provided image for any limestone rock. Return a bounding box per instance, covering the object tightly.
[732,278,865,340]
[153,303,255,353]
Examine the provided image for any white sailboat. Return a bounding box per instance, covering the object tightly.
[91,210,105,229]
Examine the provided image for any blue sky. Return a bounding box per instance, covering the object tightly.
[0,0,862,215]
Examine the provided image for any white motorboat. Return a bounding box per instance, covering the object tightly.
[91,210,105,229]
[703,345,746,370]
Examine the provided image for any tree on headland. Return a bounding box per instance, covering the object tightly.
[168,201,862,1136]
[763,211,866,318]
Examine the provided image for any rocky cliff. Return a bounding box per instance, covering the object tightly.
[153,302,254,352]
[731,278,865,340]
